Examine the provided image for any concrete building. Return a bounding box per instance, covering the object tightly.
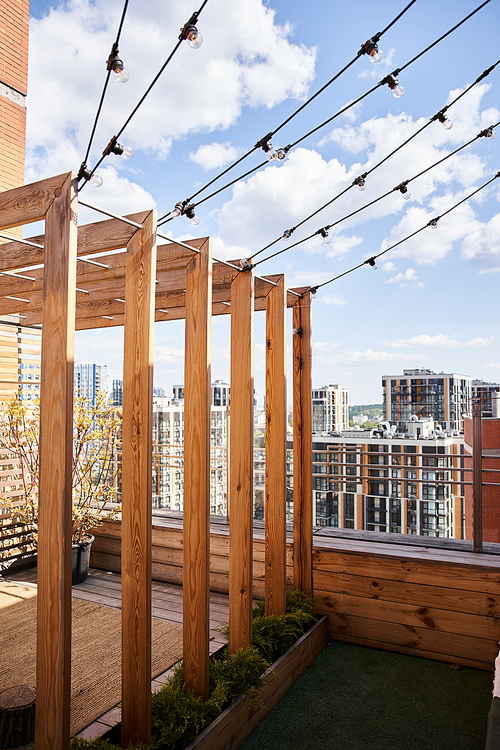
[151,395,228,516]
[110,379,123,406]
[74,363,108,404]
[382,368,472,432]
[287,418,465,538]
[312,384,350,434]
[472,379,500,418]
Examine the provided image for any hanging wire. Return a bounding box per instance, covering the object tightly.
[80,0,130,172]
[308,171,500,294]
[159,0,491,225]
[250,60,499,267]
[79,0,210,189]
[156,0,419,224]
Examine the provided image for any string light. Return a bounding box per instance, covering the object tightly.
[107,42,129,83]
[428,218,439,228]
[396,181,411,200]
[383,73,404,98]
[318,228,331,244]
[354,174,367,191]
[360,36,384,64]
[184,204,200,226]
[480,127,496,138]
[282,228,295,240]
[179,11,204,49]
[435,110,453,130]
[77,164,103,187]
[103,136,133,160]
[365,257,378,269]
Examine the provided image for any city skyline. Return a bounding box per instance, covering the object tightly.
[25,0,500,403]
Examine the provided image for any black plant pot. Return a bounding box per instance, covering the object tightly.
[71,535,94,585]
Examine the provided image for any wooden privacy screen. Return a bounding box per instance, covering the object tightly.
[0,173,312,748]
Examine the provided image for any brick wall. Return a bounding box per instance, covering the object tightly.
[464,417,500,543]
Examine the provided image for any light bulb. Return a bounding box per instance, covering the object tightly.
[185,205,200,226]
[399,185,411,201]
[282,229,293,240]
[172,202,183,219]
[442,117,453,130]
[486,128,496,139]
[392,84,405,99]
[367,257,377,270]
[90,174,103,188]
[120,145,134,159]
[369,47,383,64]
[186,26,203,49]
[319,228,331,244]
[113,63,129,83]
[275,148,287,162]
[429,219,438,229]
[357,177,366,191]
[266,145,277,161]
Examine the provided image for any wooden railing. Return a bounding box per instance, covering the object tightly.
[91,518,499,672]
[0,450,36,566]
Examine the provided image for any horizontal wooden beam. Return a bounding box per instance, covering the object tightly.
[0,173,70,232]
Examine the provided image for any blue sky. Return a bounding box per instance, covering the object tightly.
[25,0,500,404]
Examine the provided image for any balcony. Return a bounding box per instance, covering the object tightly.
[0,175,498,750]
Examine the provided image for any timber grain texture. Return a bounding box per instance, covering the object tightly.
[91,521,500,670]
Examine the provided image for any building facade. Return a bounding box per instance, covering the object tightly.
[382,368,472,432]
[471,379,500,418]
[74,363,108,404]
[0,319,41,402]
[463,414,500,543]
[287,422,465,538]
[110,379,123,406]
[312,384,350,434]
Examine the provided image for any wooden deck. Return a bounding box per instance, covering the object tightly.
[3,566,229,741]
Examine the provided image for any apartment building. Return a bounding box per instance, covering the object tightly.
[151,395,227,515]
[286,419,465,538]
[0,319,41,402]
[472,379,500,418]
[74,363,108,405]
[312,384,350,434]
[382,368,472,432]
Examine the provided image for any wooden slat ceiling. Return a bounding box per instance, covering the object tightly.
[0,219,308,329]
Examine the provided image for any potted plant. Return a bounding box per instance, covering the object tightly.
[0,390,121,583]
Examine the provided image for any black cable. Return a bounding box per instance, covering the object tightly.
[80,0,210,188]
[251,59,499,266]
[81,0,130,168]
[157,0,418,222]
[311,171,500,293]
[161,0,492,224]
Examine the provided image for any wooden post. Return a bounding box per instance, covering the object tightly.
[36,173,78,750]
[292,292,313,594]
[121,211,157,747]
[229,267,254,653]
[265,277,287,616]
[472,401,483,554]
[183,238,212,699]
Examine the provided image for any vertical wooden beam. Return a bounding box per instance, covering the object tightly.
[229,268,254,653]
[121,211,157,747]
[472,401,483,553]
[36,173,77,750]
[292,292,313,594]
[183,238,212,699]
[265,277,287,616]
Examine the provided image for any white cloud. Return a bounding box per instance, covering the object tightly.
[483,363,500,371]
[460,211,500,273]
[385,267,421,287]
[381,261,396,272]
[384,334,494,349]
[189,142,245,170]
[314,341,340,351]
[26,0,317,182]
[329,349,407,365]
[321,294,347,306]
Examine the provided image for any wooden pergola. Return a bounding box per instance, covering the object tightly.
[0,172,313,750]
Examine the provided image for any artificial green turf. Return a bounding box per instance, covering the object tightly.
[241,641,494,750]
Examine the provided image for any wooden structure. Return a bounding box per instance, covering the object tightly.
[0,173,312,749]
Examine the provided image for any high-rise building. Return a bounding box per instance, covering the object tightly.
[74,363,108,404]
[312,384,349,434]
[472,379,500,418]
[382,368,472,432]
[173,380,230,407]
[287,419,465,538]
[110,379,123,406]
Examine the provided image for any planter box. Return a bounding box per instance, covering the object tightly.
[184,616,329,750]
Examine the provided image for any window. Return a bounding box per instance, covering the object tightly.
[346,483,357,493]
[345,465,356,476]
[344,494,355,529]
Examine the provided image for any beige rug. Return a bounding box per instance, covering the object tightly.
[0,582,183,737]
